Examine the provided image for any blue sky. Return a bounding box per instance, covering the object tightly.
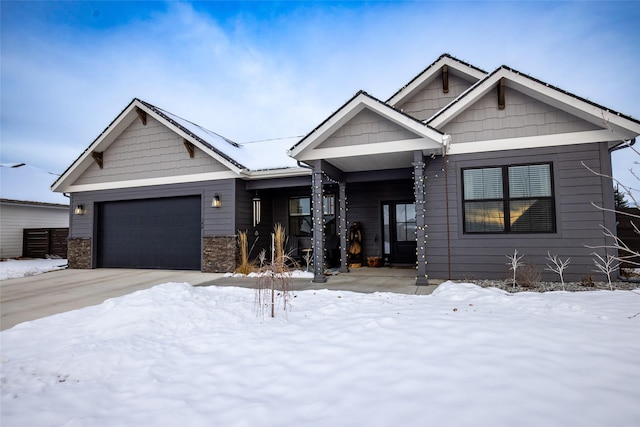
[1,1,639,192]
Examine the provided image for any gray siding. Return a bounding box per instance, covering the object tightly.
[70,180,237,242]
[394,73,473,121]
[442,87,600,143]
[318,108,418,149]
[345,176,414,261]
[74,116,229,186]
[423,142,613,281]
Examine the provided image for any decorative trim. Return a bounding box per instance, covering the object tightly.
[183,139,195,158]
[448,129,618,155]
[91,151,103,169]
[135,107,147,125]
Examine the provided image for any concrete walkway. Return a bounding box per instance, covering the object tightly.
[1,267,439,331]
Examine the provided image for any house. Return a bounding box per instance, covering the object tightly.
[52,54,640,284]
[1,163,69,259]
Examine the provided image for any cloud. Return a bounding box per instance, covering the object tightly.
[1,0,638,189]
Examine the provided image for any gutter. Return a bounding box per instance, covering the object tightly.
[609,138,635,152]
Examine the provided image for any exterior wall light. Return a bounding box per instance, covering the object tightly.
[212,194,222,208]
[74,204,85,215]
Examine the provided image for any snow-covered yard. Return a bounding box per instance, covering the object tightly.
[0,258,67,281]
[1,272,639,426]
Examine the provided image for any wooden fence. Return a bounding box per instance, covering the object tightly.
[22,228,68,259]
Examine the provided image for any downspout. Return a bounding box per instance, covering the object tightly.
[607,139,638,282]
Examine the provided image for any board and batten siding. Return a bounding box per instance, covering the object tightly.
[442,87,601,143]
[74,116,229,186]
[423,142,615,282]
[317,108,418,149]
[0,204,69,258]
[393,73,475,122]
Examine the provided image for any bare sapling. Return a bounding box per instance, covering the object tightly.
[506,249,524,290]
[592,252,619,291]
[545,251,570,290]
[582,117,639,271]
[256,223,297,318]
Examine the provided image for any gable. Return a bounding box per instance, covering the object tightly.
[441,86,601,144]
[387,54,487,110]
[72,116,231,187]
[316,108,421,149]
[394,73,475,122]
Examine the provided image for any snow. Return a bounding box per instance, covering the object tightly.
[0,258,68,280]
[0,163,69,205]
[155,106,302,171]
[224,269,314,279]
[1,278,639,426]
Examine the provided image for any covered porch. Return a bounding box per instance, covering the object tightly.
[287,92,449,285]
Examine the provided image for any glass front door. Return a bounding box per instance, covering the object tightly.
[382,201,417,265]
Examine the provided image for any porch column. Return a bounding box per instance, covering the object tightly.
[413,151,429,286]
[312,161,327,283]
[338,181,349,273]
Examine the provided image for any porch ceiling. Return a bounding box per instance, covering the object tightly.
[323,151,415,172]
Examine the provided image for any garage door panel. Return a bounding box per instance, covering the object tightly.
[98,196,201,270]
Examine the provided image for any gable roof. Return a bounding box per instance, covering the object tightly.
[387,53,488,107]
[52,99,305,192]
[1,163,69,206]
[289,90,445,163]
[427,65,640,145]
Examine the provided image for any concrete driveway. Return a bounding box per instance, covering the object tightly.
[0,269,224,330]
[1,267,438,331]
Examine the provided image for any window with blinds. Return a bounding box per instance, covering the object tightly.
[462,163,555,233]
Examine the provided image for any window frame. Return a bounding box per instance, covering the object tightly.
[461,162,556,234]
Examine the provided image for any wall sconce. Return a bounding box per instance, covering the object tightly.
[212,194,222,208]
[74,204,85,215]
[252,194,261,227]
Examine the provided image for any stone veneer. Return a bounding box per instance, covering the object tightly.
[202,236,238,273]
[67,238,92,269]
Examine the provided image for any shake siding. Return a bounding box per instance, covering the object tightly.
[69,180,236,240]
[75,117,228,185]
[394,74,473,121]
[317,108,418,149]
[442,87,601,143]
[424,143,611,281]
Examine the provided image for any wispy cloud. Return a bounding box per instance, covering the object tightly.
[1,0,638,188]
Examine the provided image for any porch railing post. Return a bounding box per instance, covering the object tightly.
[312,161,327,283]
[338,181,349,273]
[413,151,429,286]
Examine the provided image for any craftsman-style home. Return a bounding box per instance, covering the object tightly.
[52,54,640,285]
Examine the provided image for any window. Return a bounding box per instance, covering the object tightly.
[289,195,336,237]
[462,163,554,233]
[289,197,311,236]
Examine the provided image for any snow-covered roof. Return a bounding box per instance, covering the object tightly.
[1,163,69,206]
[137,100,302,172]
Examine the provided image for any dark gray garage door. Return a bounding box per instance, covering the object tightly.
[97,196,201,270]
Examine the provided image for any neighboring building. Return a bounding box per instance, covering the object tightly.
[1,163,69,259]
[52,54,640,284]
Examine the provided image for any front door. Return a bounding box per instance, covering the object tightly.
[382,201,417,265]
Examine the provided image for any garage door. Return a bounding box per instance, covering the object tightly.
[97,196,201,270]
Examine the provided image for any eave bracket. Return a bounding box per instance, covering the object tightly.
[183,139,195,158]
[442,65,449,94]
[136,107,147,125]
[91,151,104,169]
[498,78,506,110]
